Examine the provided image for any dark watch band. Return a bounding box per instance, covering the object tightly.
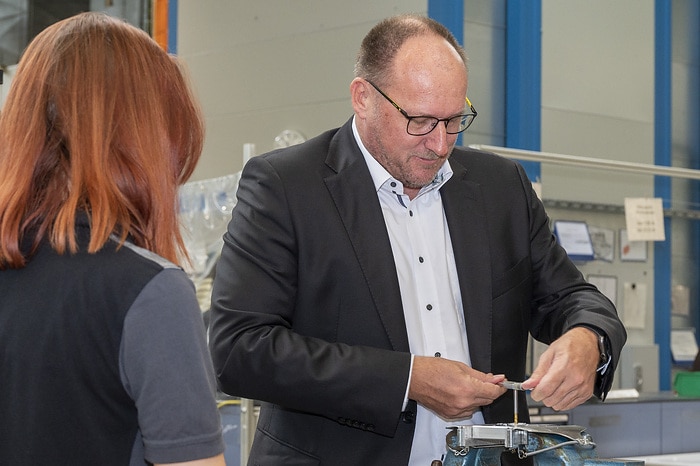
[594,332,609,371]
[577,325,611,373]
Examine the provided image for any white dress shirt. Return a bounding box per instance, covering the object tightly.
[352,119,485,465]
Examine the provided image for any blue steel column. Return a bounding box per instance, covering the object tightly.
[505,0,542,183]
[428,1,463,44]
[654,0,672,391]
[167,0,178,54]
[428,1,465,146]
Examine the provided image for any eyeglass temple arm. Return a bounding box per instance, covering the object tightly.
[465,96,477,115]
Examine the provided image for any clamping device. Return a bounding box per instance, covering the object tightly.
[438,423,644,465]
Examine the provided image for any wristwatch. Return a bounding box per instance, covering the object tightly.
[578,325,610,373]
[595,332,610,371]
[591,328,610,373]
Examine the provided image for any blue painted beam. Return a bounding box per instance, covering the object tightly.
[654,0,672,391]
[168,0,178,54]
[428,1,464,44]
[505,0,542,183]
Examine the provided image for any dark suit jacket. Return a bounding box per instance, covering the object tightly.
[209,119,626,465]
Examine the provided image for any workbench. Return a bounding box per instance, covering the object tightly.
[531,392,700,458]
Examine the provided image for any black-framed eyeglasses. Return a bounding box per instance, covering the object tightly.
[366,80,477,136]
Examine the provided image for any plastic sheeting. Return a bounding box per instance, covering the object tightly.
[179,172,240,310]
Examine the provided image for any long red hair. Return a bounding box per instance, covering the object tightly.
[0,12,204,268]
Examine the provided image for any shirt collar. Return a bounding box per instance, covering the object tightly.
[351,116,453,196]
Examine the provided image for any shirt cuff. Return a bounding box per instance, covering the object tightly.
[402,354,414,411]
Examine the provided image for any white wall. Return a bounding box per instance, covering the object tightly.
[540,0,656,205]
[0,64,16,109]
[178,1,662,192]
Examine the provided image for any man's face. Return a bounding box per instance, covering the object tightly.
[359,36,468,195]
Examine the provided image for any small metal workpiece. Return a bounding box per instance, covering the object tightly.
[499,380,528,424]
[499,380,526,391]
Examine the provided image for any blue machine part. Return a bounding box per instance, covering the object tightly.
[441,424,644,466]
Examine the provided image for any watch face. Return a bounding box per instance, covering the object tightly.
[273,129,306,149]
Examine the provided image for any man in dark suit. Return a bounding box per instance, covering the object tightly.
[209,14,626,465]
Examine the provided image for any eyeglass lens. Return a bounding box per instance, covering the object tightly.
[407,114,475,136]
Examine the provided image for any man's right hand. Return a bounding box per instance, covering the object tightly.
[408,356,506,420]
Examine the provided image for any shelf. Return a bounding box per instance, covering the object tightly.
[542,199,700,220]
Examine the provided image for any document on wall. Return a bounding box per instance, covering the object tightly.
[553,221,595,261]
[672,285,690,316]
[622,282,646,329]
[587,275,617,307]
[671,329,699,363]
[624,197,665,241]
[587,226,614,262]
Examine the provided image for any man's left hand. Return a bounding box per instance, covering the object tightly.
[521,327,599,411]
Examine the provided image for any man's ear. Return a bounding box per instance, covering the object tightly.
[350,78,371,119]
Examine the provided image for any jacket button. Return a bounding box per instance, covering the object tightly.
[401,411,415,424]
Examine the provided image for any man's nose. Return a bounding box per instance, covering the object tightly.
[424,121,451,156]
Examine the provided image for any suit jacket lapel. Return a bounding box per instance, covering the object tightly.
[322,120,410,352]
[441,161,493,373]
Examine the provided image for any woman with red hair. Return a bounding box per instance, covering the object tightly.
[0,12,225,466]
